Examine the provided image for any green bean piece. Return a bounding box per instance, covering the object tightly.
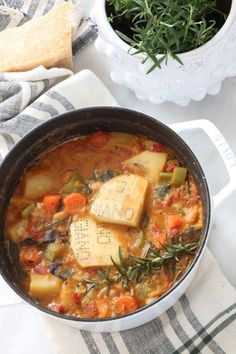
[62,172,83,194]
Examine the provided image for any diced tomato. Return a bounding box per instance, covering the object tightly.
[43,194,61,213]
[20,247,42,267]
[88,131,110,149]
[166,214,184,229]
[114,295,138,315]
[152,142,166,152]
[166,160,179,172]
[69,140,86,151]
[34,264,48,275]
[71,293,81,305]
[63,193,86,214]
[49,303,66,314]
[86,267,98,276]
[28,218,44,238]
[85,301,99,318]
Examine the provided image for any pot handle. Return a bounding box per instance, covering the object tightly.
[169,119,236,209]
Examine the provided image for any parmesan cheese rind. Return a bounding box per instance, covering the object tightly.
[70,217,125,267]
[90,174,148,227]
[0,2,73,72]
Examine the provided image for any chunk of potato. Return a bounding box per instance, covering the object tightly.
[123,151,167,182]
[7,219,28,243]
[29,273,62,299]
[23,172,54,199]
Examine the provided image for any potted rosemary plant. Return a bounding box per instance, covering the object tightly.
[92,0,236,105]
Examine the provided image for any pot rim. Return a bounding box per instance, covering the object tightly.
[0,107,211,323]
[97,0,235,60]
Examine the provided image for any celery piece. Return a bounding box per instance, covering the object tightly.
[171,167,187,186]
[134,230,145,248]
[62,172,83,194]
[135,284,151,300]
[43,243,57,261]
[160,172,173,183]
[21,203,35,219]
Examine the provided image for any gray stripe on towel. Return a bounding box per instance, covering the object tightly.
[72,23,98,56]
[121,317,175,354]
[0,114,41,136]
[180,295,226,354]
[101,333,119,354]
[30,101,59,117]
[167,306,197,353]
[0,14,11,30]
[45,91,75,111]
[80,331,101,354]
[26,0,40,18]
[4,0,23,9]
[43,0,55,15]
[1,131,16,150]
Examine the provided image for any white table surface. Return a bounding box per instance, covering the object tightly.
[0,1,236,353]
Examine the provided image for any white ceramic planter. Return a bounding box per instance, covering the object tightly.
[92,1,236,106]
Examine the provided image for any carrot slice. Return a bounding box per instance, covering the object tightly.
[114,295,138,315]
[63,193,86,214]
[88,131,110,149]
[166,214,184,229]
[43,194,61,213]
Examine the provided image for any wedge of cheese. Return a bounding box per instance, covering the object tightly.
[70,217,125,267]
[90,174,148,227]
[123,151,168,183]
[0,2,73,72]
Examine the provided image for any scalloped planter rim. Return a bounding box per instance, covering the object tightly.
[92,1,236,106]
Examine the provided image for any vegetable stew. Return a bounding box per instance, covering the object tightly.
[4,131,203,318]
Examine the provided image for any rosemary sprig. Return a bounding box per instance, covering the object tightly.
[107,0,228,73]
[83,268,113,292]
[83,236,200,290]
[111,238,199,283]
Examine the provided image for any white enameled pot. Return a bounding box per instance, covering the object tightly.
[92,1,236,106]
[0,111,236,332]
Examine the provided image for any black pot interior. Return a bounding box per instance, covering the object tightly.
[0,107,210,320]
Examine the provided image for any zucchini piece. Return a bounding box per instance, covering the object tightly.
[171,167,187,186]
[21,203,35,219]
[29,272,62,299]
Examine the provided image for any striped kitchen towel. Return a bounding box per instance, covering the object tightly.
[0,68,235,354]
[0,0,97,121]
